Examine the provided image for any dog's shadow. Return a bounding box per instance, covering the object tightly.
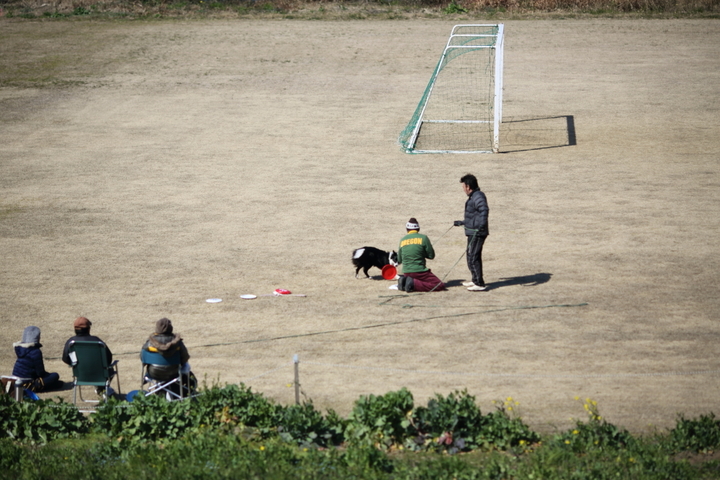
[446,273,552,290]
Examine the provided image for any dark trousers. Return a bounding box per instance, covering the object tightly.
[28,372,61,392]
[466,235,487,286]
[405,270,446,292]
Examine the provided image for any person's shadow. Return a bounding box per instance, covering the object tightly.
[446,273,552,290]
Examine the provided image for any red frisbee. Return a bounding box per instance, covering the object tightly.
[381,264,397,280]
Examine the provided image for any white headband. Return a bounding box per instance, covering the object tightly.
[406,222,420,230]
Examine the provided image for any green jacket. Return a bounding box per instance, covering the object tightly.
[397,231,435,273]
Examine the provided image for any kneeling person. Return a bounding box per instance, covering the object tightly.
[396,218,446,293]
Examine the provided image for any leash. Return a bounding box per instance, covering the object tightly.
[432,224,456,243]
[425,225,468,293]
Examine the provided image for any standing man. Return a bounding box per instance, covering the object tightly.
[396,218,445,293]
[454,174,489,291]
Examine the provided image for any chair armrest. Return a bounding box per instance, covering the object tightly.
[109,360,119,368]
[1,375,32,385]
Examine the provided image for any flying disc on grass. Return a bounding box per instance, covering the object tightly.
[382,264,397,280]
[206,298,222,303]
[259,289,307,297]
[240,294,257,300]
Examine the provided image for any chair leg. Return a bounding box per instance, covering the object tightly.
[114,369,121,395]
[140,365,146,392]
[75,385,99,404]
[15,380,24,402]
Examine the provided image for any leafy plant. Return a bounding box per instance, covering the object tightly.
[443,0,467,13]
[554,397,635,453]
[5,386,720,478]
[477,408,541,451]
[671,413,720,453]
[198,383,280,436]
[90,383,282,445]
[345,388,415,449]
[410,389,484,452]
[0,395,88,444]
[277,402,344,448]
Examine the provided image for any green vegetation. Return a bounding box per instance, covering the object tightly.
[0,0,717,19]
[2,385,720,478]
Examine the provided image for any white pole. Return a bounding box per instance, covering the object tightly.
[293,354,300,405]
[493,24,505,153]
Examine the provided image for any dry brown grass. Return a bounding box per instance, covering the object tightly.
[1,18,719,435]
[0,0,718,19]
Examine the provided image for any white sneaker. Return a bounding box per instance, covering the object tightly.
[462,281,475,287]
[389,284,399,290]
[467,284,488,291]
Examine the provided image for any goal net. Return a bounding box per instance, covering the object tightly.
[398,24,505,154]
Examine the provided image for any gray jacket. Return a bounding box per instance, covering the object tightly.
[463,189,489,237]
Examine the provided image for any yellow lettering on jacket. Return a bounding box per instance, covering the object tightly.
[400,237,423,248]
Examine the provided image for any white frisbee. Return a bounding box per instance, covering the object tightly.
[206,298,222,303]
[240,294,257,300]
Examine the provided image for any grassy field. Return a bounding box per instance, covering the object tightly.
[1,0,719,20]
[1,16,719,436]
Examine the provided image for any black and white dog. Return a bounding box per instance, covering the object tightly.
[352,246,398,278]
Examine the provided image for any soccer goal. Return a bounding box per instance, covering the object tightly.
[398,24,505,154]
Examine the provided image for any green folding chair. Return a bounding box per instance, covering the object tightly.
[68,340,121,404]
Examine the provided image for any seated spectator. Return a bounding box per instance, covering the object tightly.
[13,326,63,392]
[142,318,196,390]
[62,316,115,394]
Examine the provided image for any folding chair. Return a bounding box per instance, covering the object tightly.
[68,340,121,404]
[140,349,190,400]
[1,375,32,402]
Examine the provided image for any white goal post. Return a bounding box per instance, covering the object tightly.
[398,24,505,154]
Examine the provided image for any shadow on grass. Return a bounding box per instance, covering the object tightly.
[487,272,552,290]
[446,273,552,290]
[500,115,576,153]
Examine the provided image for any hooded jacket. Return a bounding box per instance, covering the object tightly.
[13,326,49,380]
[141,318,190,381]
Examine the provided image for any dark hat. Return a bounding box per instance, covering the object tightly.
[74,317,92,329]
[155,318,173,334]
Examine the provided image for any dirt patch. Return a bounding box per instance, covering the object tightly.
[1,18,719,434]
